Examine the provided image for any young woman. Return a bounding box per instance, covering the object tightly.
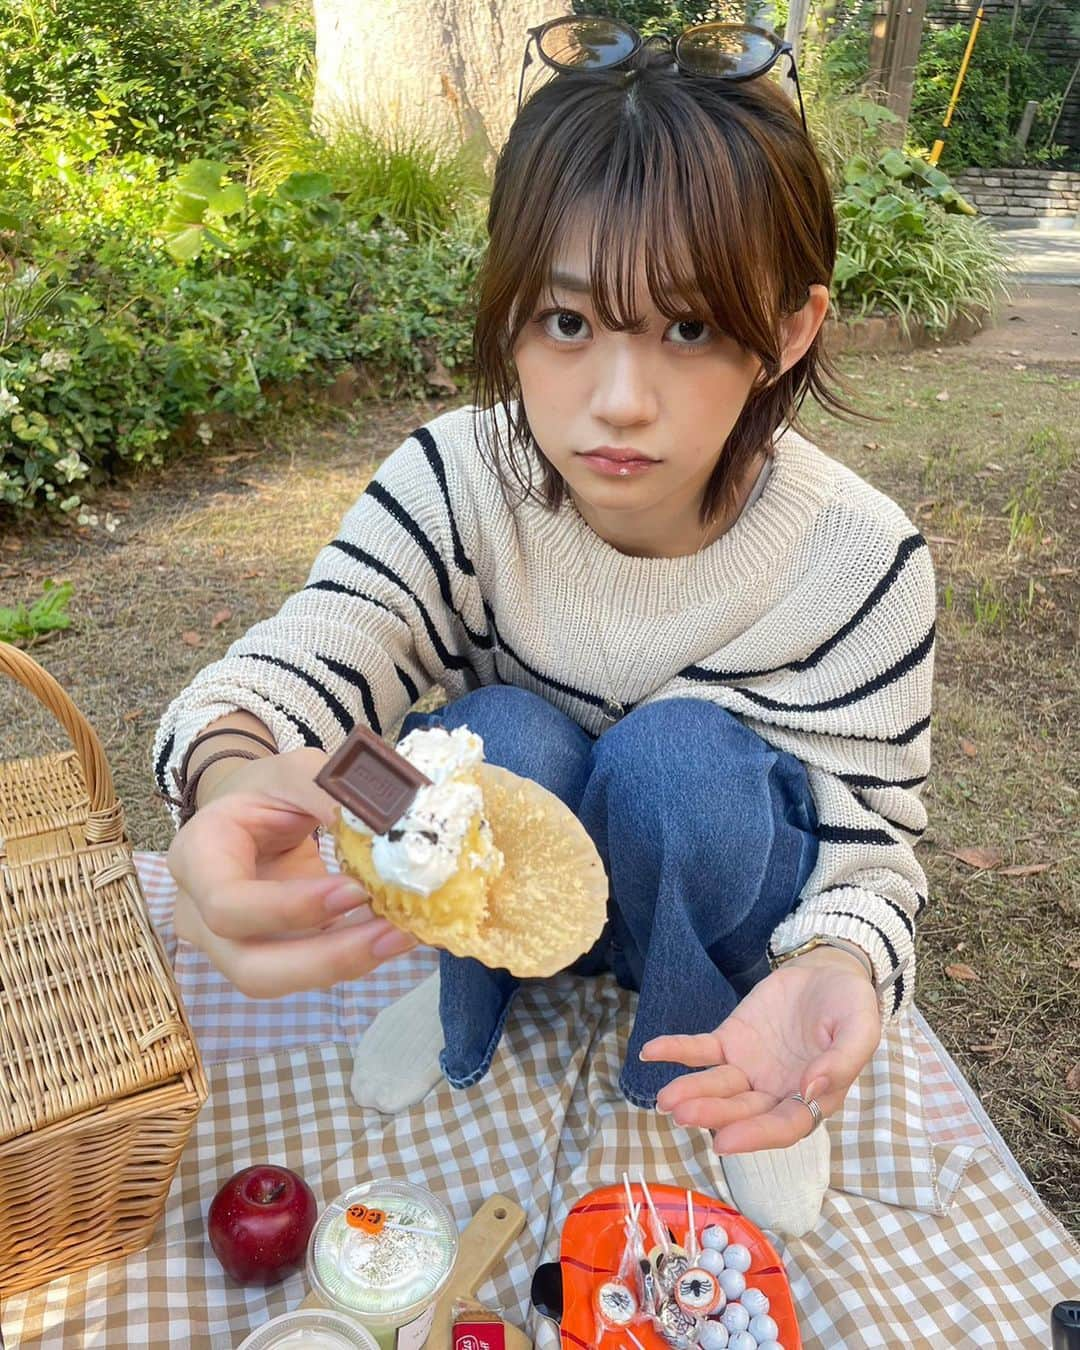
[156,18,934,1234]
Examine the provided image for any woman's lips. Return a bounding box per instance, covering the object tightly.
[579,452,659,476]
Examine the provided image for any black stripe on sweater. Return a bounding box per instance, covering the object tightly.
[853,795,927,839]
[239,653,353,738]
[318,654,381,736]
[154,730,175,797]
[727,622,935,715]
[366,481,489,648]
[395,663,421,703]
[817,823,900,848]
[413,427,477,578]
[487,608,619,718]
[682,533,928,684]
[329,539,484,682]
[304,578,406,625]
[839,770,927,790]
[817,884,920,936]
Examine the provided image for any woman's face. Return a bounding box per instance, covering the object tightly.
[512,219,764,549]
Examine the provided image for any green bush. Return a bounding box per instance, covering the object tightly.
[0,0,313,163]
[908,16,1069,170]
[833,149,1008,330]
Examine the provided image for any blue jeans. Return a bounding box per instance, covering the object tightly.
[397,686,819,1108]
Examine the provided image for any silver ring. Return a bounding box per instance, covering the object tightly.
[790,1091,824,1132]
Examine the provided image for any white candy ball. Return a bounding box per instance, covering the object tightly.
[697,1322,730,1350]
[749,1314,779,1342]
[720,1303,750,1334]
[698,1248,727,1276]
[722,1243,752,1273]
[728,1334,757,1350]
[739,1287,770,1318]
[717,1268,747,1300]
[702,1224,730,1252]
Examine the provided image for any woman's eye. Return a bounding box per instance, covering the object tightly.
[666,318,713,347]
[539,310,590,342]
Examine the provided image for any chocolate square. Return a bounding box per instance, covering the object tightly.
[315,724,432,834]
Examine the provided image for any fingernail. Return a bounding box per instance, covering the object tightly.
[805,1076,828,1100]
[372,927,417,958]
[324,881,369,916]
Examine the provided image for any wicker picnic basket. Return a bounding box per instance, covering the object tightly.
[0,641,207,1296]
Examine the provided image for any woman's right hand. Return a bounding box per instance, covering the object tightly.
[165,747,418,998]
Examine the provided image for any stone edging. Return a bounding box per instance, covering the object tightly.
[825,307,990,353]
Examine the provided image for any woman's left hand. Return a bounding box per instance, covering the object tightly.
[640,948,882,1154]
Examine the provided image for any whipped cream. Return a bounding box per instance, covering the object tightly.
[340,726,502,896]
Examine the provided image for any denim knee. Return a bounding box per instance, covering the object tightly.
[590,696,818,886]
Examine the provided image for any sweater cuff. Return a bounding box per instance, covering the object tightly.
[768,887,916,1024]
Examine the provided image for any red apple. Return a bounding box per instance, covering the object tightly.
[207,1163,318,1286]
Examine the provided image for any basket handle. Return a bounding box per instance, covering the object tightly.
[0,640,123,844]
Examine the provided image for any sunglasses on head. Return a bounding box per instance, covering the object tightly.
[516,13,806,131]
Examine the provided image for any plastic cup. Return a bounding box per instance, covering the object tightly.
[306,1180,459,1350]
[236,1308,382,1349]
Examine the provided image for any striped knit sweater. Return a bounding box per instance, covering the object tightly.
[154,403,935,1022]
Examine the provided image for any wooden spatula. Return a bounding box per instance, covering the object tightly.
[296,1194,532,1349]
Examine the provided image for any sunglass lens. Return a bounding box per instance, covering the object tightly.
[537,16,639,70]
[675,23,778,78]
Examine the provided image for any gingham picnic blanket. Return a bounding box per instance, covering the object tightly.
[2,847,1078,1349]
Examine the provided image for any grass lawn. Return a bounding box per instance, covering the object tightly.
[1,332,1077,1234]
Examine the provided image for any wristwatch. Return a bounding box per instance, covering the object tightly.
[771,936,911,1000]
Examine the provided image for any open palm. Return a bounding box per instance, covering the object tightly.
[642,959,881,1154]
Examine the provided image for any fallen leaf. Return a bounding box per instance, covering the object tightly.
[946,845,1004,870]
[998,862,1053,878]
[1012,363,1026,371]
[863,441,882,450]
[945,962,979,982]
[1066,1063,1080,1093]
[990,409,1004,418]
[926,534,959,545]
[969,1042,1003,1056]
[1070,959,1080,971]
[181,630,202,647]
[935,390,950,402]
[211,606,233,628]
[1008,349,1023,357]
[1050,566,1076,576]
[1063,1111,1080,1142]
[241,568,264,580]
[914,499,937,513]
[1,538,22,553]
[985,461,1005,471]
[122,709,144,721]
[959,737,978,758]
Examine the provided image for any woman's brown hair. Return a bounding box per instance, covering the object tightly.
[470,48,845,525]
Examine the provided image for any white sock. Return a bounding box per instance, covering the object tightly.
[719,1126,830,1238]
[350,970,444,1113]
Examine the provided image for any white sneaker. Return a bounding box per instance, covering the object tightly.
[719,1127,830,1238]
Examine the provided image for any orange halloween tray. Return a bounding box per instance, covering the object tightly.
[531,1183,801,1349]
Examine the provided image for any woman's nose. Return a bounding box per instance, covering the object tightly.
[588,342,658,427]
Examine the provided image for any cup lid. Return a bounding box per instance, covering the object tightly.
[307,1180,459,1322]
[235,1308,382,1350]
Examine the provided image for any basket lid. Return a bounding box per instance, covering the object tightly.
[0,752,201,1146]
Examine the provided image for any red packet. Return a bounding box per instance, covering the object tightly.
[452,1308,506,1350]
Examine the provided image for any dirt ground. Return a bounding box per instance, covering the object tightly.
[1,292,1077,1235]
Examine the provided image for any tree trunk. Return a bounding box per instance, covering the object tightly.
[312,0,566,169]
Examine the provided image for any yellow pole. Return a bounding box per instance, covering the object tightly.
[929,5,984,165]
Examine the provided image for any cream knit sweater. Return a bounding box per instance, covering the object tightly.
[154,403,935,1022]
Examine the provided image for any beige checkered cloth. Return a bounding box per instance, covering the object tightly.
[2,847,1078,1349]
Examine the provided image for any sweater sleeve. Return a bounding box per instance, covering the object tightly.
[152,424,487,826]
[644,513,936,1025]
